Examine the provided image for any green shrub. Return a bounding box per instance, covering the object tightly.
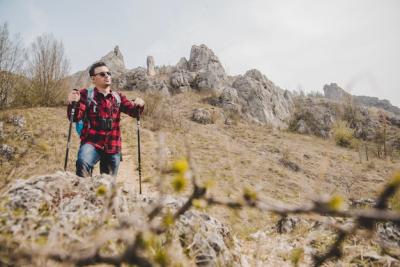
[332,120,354,147]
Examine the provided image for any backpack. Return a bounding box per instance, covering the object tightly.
[75,87,121,136]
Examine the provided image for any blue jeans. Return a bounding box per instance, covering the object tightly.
[76,143,120,177]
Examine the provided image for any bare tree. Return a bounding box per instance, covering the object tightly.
[0,22,24,109]
[27,34,70,106]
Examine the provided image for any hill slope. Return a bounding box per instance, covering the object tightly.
[0,91,399,266]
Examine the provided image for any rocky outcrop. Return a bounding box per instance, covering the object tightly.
[216,86,240,112]
[68,46,126,89]
[324,83,400,116]
[115,67,170,95]
[355,95,400,115]
[288,96,392,140]
[176,210,240,266]
[66,44,297,127]
[0,172,242,266]
[289,98,341,138]
[192,108,213,124]
[170,70,196,93]
[147,56,156,76]
[176,57,189,70]
[231,69,293,128]
[188,44,228,93]
[323,83,351,102]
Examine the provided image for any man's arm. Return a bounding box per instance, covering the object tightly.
[119,93,145,118]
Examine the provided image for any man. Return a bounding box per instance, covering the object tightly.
[67,62,145,177]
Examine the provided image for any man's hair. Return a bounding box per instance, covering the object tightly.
[89,62,108,76]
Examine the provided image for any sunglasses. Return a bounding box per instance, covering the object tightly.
[93,71,112,77]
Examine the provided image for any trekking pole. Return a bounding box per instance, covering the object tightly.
[136,110,142,194]
[64,100,77,171]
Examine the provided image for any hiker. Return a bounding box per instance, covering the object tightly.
[67,62,145,177]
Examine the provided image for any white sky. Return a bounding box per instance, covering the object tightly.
[1,0,399,106]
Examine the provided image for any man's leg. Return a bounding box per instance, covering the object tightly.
[100,153,121,177]
[76,143,101,177]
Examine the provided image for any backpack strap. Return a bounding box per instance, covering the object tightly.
[84,87,96,130]
[86,87,97,112]
[111,91,121,107]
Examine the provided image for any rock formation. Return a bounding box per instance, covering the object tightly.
[188,44,227,93]
[147,55,156,76]
[66,44,296,127]
[230,69,293,128]
[68,45,126,89]
[324,83,400,116]
[323,83,351,102]
[0,172,242,266]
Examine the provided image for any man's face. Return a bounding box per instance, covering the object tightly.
[91,66,111,88]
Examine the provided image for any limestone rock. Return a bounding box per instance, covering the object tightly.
[189,44,227,93]
[323,83,351,102]
[289,98,338,138]
[192,108,213,124]
[289,97,388,139]
[195,70,224,93]
[117,67,150,91]
[324,83,400,116]
[377,222,400,255]
[147,56,156,76]
[216,86,240,112]
[176,57,189,70]
[176,210,240,266]
[0,144,14,160]
[231,69,293,128]
[170,70,196,93]
[355,95,400,115]
[68,46,126,89]
[276,216,301,234]
[0,172,241,266]
[8,115,25,127]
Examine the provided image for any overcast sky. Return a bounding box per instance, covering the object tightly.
[1,0,399,106]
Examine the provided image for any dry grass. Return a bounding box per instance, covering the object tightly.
[1,91,399,265]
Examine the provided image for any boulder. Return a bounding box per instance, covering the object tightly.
[0,144,14,160]
[216,86,240,112]
[377,222,400,255]
[192,108,213,124]
[8,115,25,127]
[176,210,241,266]
[276,216,301,234]
[170,70,196,93]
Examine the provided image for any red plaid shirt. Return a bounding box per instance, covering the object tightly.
[67,88,143,154]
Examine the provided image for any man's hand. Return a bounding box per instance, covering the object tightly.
[68,89,80,104]
[133,97,145,107]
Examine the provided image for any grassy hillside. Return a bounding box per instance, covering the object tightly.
[1,91,396,197]
[0,91,399,265]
